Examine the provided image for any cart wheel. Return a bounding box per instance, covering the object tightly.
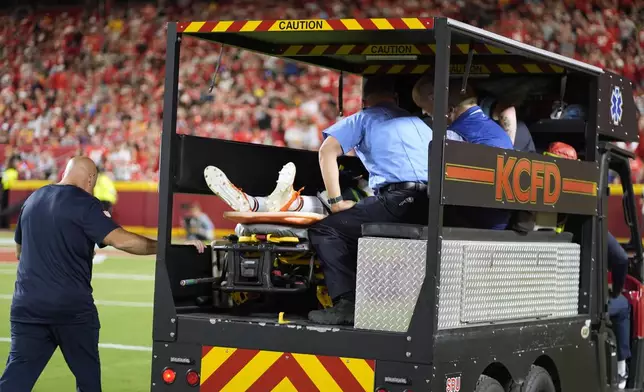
[521,365,555,392]
[475,375,505,392]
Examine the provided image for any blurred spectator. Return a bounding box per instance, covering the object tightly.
[93,165,117,215]
[0,0,642,182]
[181,203,215,241]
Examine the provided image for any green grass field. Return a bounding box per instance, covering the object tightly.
[0,231,156,391]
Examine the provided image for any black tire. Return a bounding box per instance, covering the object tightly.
[521,365,555,392]
[475,375,506,392]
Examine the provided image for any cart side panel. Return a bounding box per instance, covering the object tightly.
[597,71,639,143]
[441,140,599,215]
[432,320,600,392]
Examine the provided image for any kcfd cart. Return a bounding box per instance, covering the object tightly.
[151,17,644,392]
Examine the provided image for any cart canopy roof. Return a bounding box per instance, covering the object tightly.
[177,17,603,77]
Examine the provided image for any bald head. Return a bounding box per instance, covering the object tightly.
[60,156,99,194]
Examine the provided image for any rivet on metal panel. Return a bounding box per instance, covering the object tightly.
[177,37,181,42]
[407,336,412,342]
[152,383,156,387]
[612,129,614,132]
[170,332,175,338]
[165,344,169,348]
[154,355,157,359]
[598,98,602,102]
[170,318,176,323]
[406,352,412,358]
[560,347,563,351]
[285,355,290,359]
[414,365,418,369]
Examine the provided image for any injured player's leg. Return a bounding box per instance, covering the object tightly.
[204,163,327,214]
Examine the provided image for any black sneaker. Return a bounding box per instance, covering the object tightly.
[308,299,355,325]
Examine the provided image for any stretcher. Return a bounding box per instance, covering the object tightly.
[210,211,332,309]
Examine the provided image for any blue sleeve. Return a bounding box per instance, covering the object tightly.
[607,232,628,295]
[322,112,364,154]
[81,198,120,247]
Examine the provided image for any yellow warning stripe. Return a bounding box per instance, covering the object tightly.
[220,350,283,391]
[341,357,376,392]
[201,347,237,384]
[177,18,434,33]
[200,346,375,391]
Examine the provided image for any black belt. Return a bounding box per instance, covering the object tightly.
[378,182,427,194]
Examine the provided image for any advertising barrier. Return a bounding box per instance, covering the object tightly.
[6,181,643,242]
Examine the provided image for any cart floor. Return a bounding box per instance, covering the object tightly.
[178,311,355,330]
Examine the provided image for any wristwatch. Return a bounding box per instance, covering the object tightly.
[327,195,343,205]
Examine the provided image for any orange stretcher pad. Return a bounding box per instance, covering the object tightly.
[223,211,326,226]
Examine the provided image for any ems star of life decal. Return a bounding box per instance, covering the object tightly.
[610,86,623,126]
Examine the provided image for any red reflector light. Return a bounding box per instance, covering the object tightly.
[186,369,200,387]
[376,388,389,392]
[162,368,176,384]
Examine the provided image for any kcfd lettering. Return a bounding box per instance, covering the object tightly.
[277,20,324,30]
[495,155,561,204]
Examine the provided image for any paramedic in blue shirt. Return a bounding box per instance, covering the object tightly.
[0,156,205,392]
[413,74,514,230]
[308,76,464,325]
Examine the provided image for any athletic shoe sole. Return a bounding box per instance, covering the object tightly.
[204,166,251,212]
[266,162,297,212]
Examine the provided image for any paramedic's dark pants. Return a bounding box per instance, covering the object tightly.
[309,187,428,301]
[609,294,632,361]
[0,321,101,392]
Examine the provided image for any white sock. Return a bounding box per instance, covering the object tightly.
[618,360,626,375]
[247,196,267,212]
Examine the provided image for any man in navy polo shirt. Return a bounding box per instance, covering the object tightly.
[0,156,204,392]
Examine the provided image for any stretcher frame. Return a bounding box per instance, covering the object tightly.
[151,16,643,392]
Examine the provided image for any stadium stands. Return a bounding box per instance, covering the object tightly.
[0,0,642,181]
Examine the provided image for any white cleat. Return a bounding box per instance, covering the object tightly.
[204,166,251,212]
[266,162,297,212]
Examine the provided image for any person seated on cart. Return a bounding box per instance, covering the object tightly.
[412,74,514,230]
[544,141,631,389]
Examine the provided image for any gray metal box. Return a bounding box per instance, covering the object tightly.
[354,237,580,332]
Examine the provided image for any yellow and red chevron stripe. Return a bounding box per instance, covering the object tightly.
[358,62,565,75]
[177,18,434,33]
[200,346,375,391]
[274,43,509,56]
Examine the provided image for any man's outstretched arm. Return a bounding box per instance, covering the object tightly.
[102,228,157,255]
[102,228,207,255]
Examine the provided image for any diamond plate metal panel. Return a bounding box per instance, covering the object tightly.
[460,242,557,323]
[355,238,427,332]
[437,244,463,329]
[356,236,580,333]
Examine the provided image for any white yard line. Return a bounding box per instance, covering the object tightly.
[0,270,155,281]
[0,294,152,308]
[0,337,152,352]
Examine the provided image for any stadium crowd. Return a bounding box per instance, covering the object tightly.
[0,0,643,181]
